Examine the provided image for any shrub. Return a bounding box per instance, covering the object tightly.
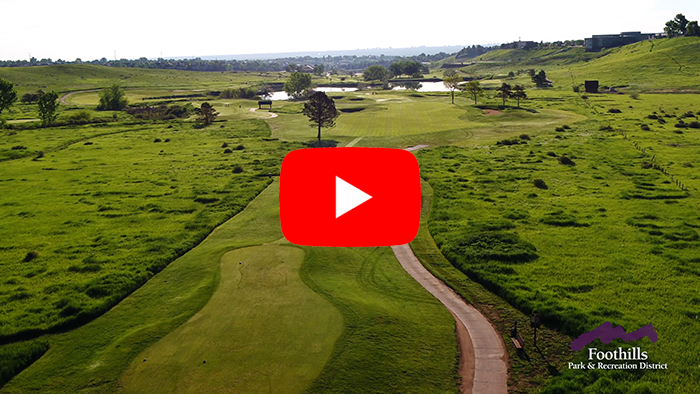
[546,151,557,157]
[23,251,39,262]
[534,179,548,189]
[223,148,233,154]
[675,122,688,128]
[221,142,229,148]
[235,144,245,150]
[555,127,565,132]
[657,117,666,124]
[496,138,520,146]
[682,111,694,118]
[608,108,621,113]
[519,134,530,140]
[11,145,27,150]
[599,125,613,131]
[84,141,93,145]
[689,121,700,129]
[641,124,650,131]
[153,138,162,143]
[630,92,640,99]
[559,155,575,165]
[572,85,580,93]
[65,110,92,124]
[647,114,658,120]
[232,165,243,173]
[562,124,571,129]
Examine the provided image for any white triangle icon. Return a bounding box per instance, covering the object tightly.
[336,176,372,218]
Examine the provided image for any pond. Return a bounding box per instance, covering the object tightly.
[265,81,461,100]
[266,86,358,101]
[390,81,455,92]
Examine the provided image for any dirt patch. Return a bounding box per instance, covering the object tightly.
[483,109,502,116]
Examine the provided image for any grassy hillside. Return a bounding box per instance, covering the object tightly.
[416,91,700,392]
[0,64,272,94]
[0,120,292,341]
[449,37,700,91]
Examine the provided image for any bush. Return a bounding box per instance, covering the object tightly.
[608,108,621,113]
[65,110,92,124]
[682,111,694,118]
[23,251,39,262]
[647,114,658,120]
[562,124,571,129]
[235,144,245,150]
[559,155,575,165]
[534,179,548,189]
[519,134,530,140]
[641,124,650,131]
[599,125,613,131]
[223,148,233,154]
[555,127,565,132]
[11,145,26,150]
[232,165,243,173]
[221,142,229,148]
[675,122,688,128]
[689,121,700,129]
[153,138,162,143]
[630,92,640,99]
[496,138,521,146]
[546,151,557,157]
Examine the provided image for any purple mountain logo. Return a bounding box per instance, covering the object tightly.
[571,321,658,351]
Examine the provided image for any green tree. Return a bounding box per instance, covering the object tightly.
[687,21,700,36]
[388,62,403,78]
[284,72,313,99]
[495,83,513,106]
[0,78,18,116]
[302,91,339,143]
[97,83,128,110]
[665,13,689,37]
[196,102,219,124]
[313,64,326,76]
[532,70,550,87]
[363,65,388,81]
[512,85,527,108]
[37,91,59,126]
[443,74,462,104]
[464,81,484,105]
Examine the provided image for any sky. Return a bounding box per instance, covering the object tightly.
[1,0,698,61]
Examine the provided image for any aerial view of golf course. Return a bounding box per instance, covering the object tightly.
[1,1,699,393]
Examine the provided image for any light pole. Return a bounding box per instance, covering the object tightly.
[530,312,541,347]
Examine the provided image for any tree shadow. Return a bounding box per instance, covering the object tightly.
[303,140,339,148]
[534,344,560,376]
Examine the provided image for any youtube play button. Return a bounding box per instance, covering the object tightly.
[280,148,420,247]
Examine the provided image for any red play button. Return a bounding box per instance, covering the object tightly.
[279,148,420,247]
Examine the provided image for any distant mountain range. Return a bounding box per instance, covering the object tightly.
[174,45,498,60]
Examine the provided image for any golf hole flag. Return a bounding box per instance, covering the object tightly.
[280,148,421,247]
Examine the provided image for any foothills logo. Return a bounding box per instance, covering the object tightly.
[571,321,658,351]
[568,322,667,370]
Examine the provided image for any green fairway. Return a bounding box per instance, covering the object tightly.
[267,92,584,146]
[120,245,343,394]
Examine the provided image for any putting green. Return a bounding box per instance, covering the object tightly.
[119,245,342,394]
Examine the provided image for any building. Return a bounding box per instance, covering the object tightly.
[584,31,660,52]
